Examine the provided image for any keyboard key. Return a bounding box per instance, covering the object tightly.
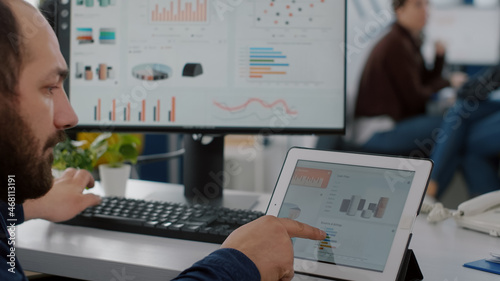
[144,221,159,227]
[199,227,213,234]
[190,215,217,224]
[157,222,173,229]
[182,225,201,232]
[168,223,185,231]
[94,214,145,226]
[217,216,230,223]
[209,228,221,235]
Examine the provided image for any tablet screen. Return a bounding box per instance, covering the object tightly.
[277,160,415,272]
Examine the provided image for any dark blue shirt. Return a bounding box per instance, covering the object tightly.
[0,203,260,281]
[173,248,260,281]
[0,202,27,281]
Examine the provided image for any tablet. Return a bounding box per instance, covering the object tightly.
[266,148,433,281]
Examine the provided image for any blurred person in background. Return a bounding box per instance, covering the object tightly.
[353,0,467,156]
[427,64,500,199]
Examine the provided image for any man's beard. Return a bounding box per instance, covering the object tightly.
[0,103,66,204]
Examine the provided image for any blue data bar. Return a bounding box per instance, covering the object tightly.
[250,63,289,66]
[250,56,287,58]
[250,52,283,54]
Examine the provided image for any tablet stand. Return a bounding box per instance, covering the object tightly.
[397,249,423,281]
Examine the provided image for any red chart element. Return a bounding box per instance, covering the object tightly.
[151,0,207,22]
[291,167,332,188]
[213,98,298,115]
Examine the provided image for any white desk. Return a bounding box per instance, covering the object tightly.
[17,180,500,280]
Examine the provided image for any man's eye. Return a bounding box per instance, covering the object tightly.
[47,86,57,95]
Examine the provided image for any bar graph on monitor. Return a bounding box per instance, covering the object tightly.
[92,97,176,124]
[149,0,208,24]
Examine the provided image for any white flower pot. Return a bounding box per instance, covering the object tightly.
[98,164,131,197]
[52,169,65,178]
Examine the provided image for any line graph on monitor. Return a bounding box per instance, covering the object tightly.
[211,97,299,123]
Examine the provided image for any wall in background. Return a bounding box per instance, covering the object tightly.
[27,0,39,7]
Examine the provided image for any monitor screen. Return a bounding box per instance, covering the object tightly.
[278,160,414,272]
[56,0,347,134]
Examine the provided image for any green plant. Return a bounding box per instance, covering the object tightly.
[96,133,141,168]
[52,137,106,171]
[52,132,140,171]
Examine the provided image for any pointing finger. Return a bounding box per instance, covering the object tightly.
[278,218,326,240]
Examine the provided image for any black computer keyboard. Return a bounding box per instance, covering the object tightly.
[60,197,265,244]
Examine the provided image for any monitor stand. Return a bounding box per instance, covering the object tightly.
[182,134,259,209]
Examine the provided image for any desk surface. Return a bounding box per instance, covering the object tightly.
[17,180,500,281]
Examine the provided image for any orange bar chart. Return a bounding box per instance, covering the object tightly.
[142,100,146,122]
[169,97,176,122]
[138,100,146,122]
[153,100,160,122]
[291,167,332,188]
[122,102,131,122]
[93,98,177,123]
[111,99,116,121]
[151,0,207,23]
[127,103,131,121]
[94,98,102,121]
[157,99,160,122]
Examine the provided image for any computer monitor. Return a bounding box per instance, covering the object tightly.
[55,0,347,203]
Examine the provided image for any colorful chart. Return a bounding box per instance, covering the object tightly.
[76,27,94,44]
[150,0,208,23]
[212,98,298,122]
[238,45,328,84]
[248,47,289,79]
[339,196,389,219]
[99,28,116,44]
[92,97,176,123]
[214,98,297,115]
[317,227,337,262]
[290,167,332,188]
[93,98,102,121]
[254,0,334,28]
[138,100,146,122]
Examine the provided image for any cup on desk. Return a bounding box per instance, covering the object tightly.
[98,164,131,197]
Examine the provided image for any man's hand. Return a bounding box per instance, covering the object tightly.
[221,215,326,281]
[450,72,468,89]
[23,168,101,222]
